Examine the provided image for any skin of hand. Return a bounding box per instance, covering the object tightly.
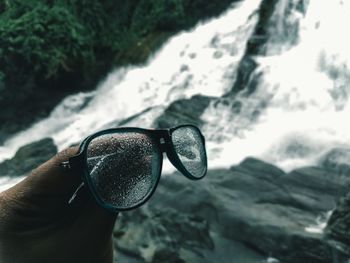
[0,147,118,263]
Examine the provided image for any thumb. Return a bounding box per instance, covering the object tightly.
[1,147,118,222]
[2,147,82,200]
[0,147,118,263]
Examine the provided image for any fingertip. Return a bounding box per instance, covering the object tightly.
[54,146,79,164]
[4,146,82,199]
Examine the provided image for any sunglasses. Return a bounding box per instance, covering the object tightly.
[61,124,207,212]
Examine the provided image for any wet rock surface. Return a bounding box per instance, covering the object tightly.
[154,95,213,128]
[0,138,57,177]
[319,147,350,176]
[228,0,280,96]
[113,157,350,263]
[325,191,350,261]
[228,0,308,96]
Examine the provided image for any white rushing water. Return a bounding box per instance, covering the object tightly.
[0,0,260,164]
[1,0,350,182]
[202,0,350,171]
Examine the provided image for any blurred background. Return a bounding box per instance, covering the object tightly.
[1,0,350,262]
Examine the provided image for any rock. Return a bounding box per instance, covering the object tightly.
[113,157,348,263]
[228,0,308,95]
[227,0,280,96]
[0,138,57,177]
[273,166,350,212]
[229,55,259,95]
[245,0,280,56]
[235,157,285,177]
[114,207,214,263]
[324,191,350,260]
[319,147,350,176]
[154,95,213,128]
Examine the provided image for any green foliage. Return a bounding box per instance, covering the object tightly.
[0,0,238,137]
[0,3,93,79]
[0,71,4,93]
[132,0,186,34]
[0,0,238,84]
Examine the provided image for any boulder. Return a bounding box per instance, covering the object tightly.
[227,0,280,96]
[114,208,214,263]
[154,95,213,128]
[319,147,350,176]
[324,191,350,261]
[113,157,349,262]
[0,138,57,177]
[228,0,308,95]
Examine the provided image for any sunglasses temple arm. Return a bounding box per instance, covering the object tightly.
[60,160,86,205]
[68,182,85,204]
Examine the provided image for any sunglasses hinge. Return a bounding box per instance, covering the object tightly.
[67,155,84,170]
[60,161,71,171]
[160,142,167,153]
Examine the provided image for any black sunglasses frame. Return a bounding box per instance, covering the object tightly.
[64,124,207,212]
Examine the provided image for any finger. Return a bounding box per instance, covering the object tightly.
[2,147,82,203]
[65,187,118,249]
[79,200,118,235]
[68,183,118,226]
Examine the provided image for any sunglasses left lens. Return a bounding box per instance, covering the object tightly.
[171,126,207,179]
[85,131,161,210]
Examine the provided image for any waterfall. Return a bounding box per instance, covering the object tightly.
[2,3,350,262]
[202,0,350,171]
[1,0,350,174]
[0,0,260,164]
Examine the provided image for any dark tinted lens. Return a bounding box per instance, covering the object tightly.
[171,126,207,178]
[86,131,161,209]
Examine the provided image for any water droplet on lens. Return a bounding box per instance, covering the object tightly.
[87,132,159,208]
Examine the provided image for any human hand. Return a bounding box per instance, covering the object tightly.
[0,147,118,263]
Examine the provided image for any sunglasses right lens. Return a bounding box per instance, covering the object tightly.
[171,126,207,179]
[86,131,161,210]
